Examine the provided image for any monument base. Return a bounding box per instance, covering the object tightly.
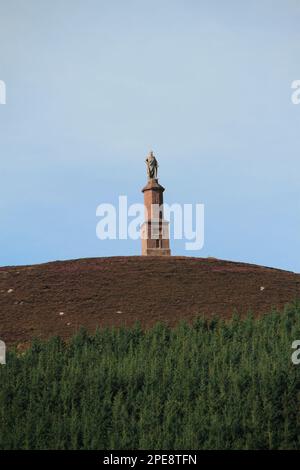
[141,220,171,256]
[142,248,171,256]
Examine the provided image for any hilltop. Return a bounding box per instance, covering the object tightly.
[0,256,299,346]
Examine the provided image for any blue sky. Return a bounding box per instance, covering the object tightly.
[0,0,299,271]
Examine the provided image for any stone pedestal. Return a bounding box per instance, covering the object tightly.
[141,178,171,256]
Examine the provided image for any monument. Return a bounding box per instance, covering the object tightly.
[141,151,171,256]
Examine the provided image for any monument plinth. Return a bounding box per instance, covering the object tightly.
[141,152,171,256]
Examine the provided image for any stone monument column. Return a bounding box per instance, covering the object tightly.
[141,151,171,256]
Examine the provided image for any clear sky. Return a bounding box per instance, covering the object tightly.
[0,0,299,271]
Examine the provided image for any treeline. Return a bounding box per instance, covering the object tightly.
[1,303,300,449]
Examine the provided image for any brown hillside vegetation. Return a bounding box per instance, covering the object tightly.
[0,256,299,347]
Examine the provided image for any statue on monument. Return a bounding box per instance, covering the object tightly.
[145,151,158,180]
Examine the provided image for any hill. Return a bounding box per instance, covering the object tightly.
[0,256,299,346]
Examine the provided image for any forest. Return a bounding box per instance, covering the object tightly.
[0,302,300,450]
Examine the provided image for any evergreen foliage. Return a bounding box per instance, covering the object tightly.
[1,303,300,449]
